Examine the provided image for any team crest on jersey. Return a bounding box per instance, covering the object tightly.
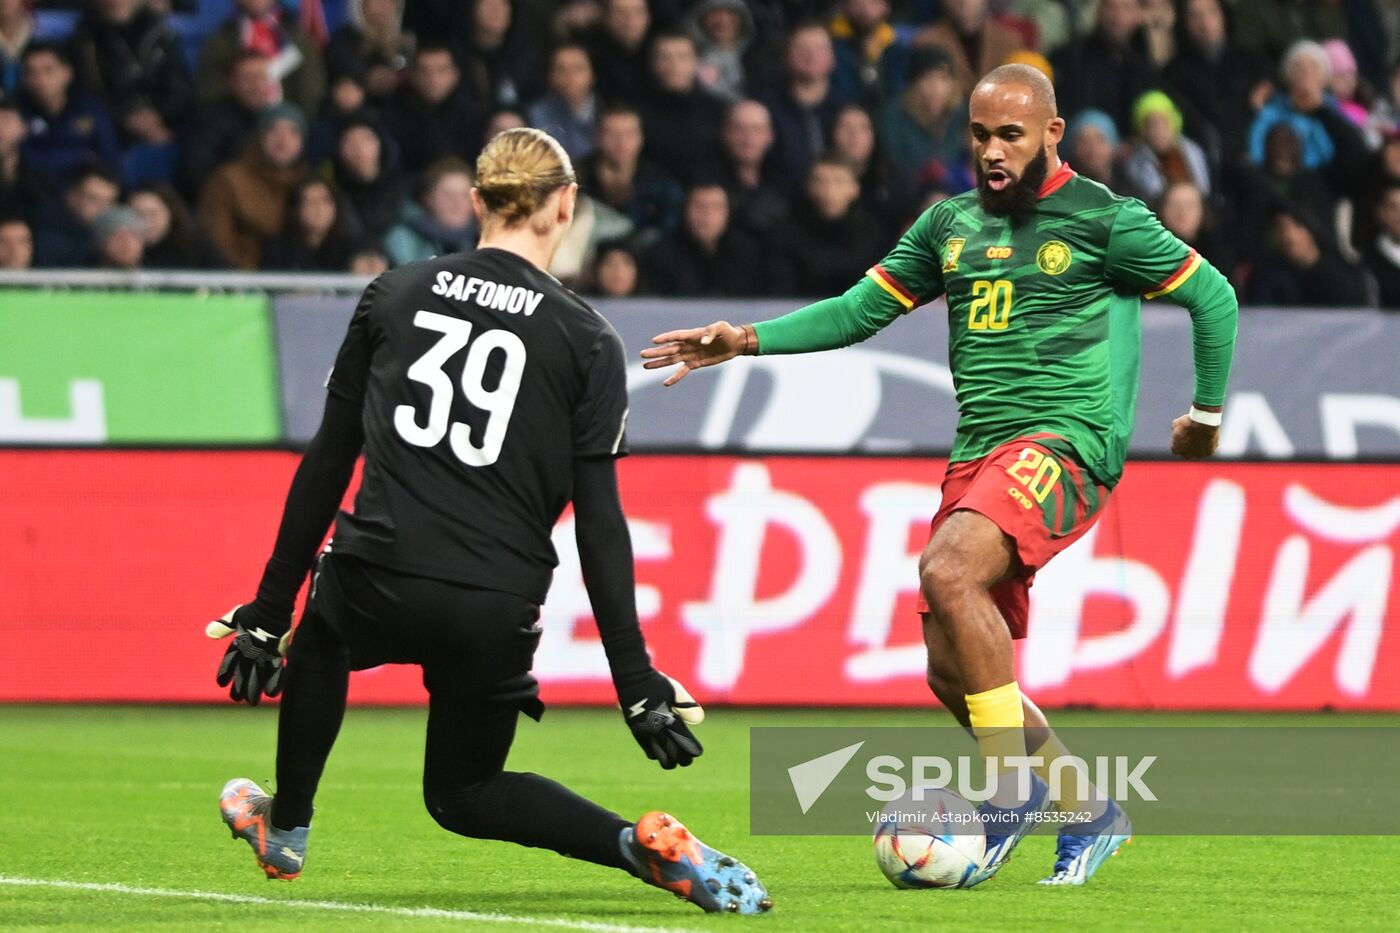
[1036,240,1073,275]
[943,238,966,272]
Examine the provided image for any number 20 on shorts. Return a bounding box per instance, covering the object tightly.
[1005,447,1061,509]
[968,279,1013,330]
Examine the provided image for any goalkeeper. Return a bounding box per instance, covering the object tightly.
[208,128,770,915]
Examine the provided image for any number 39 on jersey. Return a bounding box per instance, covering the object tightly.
[393,310,526,467]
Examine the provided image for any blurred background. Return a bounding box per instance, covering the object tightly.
[1,0,1397,710]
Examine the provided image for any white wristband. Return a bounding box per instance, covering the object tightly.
[1189,406,1223,427]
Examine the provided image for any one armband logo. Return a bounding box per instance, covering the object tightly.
[942,238,966,272]
[1036,240,1073,276]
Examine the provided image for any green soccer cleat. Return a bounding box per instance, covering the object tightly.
[219,778,308,881]
[620,811,773,914]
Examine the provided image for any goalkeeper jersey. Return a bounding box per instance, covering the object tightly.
[865,164,1205,486]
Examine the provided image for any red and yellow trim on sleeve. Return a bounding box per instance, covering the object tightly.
[1143,249,1202,299]
[866,264,917,311]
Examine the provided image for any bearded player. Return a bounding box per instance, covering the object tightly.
[641,64,1238,887]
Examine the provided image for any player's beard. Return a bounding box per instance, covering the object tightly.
[976,147,1050,216]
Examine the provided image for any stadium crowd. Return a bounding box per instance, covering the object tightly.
[0,0,1398,306]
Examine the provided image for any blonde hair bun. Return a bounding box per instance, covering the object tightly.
[475,128,576,223]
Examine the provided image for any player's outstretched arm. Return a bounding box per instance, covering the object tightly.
[573,457,703,769]
[642,279,914,386]
[640,321,754,386]
[208,393,365,704]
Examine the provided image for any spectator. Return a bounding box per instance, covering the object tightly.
[527,43,597,163]
[18,42,120,187]
[1347,132,1400,255]
[32,165,119,266]
[325,0,414,102]
[1365,186,1400,308]
[1162,0,1270,164]
[641,182,764,296]
[1234,122,1339,265]
[1121,90,1211,203]
[456,0,541,110]
[306,70,376,163]
[0,0,37,98]
[127,181,223,269]
[68,0,194,145]
[348,240,391,275]
[639,31,725,184]
[910,0,1025,98]
[93,204,145,269]
[198,0,326,116]
[1232,0,1345,64]
[384,44,485,173]
[774,156,885,296]
[717,97,790,241]
[383,157,477,265]
[329,118,408,240]
[590,240,640,296]
[198,103,308,269]
[827,0,897,102]
[1156,179,1234,281]
[263,177,356,270]
[763,22,851,183]
[829,101,899,231]
[0,98,41,222]
[1065,109,1128,192]
[588,0,651,103]
[483,106,526,144]
[1051,0,1157,137]
[1137,0,1176,69]
[577,102,682,236]
[1321,39,1370,132]
[1363,185,1400,308]
[179,52,277,198]
[1245,208,1370,307]
[547,191,632,286]
[0,215,32,268]
[878,48,971,201]
[1248,40,1369,174]
[686,0,759,103]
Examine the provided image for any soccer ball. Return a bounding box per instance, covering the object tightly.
[872,789,986,889]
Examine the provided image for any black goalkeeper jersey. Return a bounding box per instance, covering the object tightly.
[325,247,631,603]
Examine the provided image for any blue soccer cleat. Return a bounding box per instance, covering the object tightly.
[962,774,1050,888]
[1038,798,1133,886]
[219,778,308,881]
[620,811,773,914]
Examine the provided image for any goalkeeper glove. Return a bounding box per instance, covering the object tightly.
[616,669,704,769]
[207,604,292,706]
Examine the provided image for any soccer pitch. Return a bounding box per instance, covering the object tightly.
[4,706,1398,931]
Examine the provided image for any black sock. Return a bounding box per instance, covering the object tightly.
[271,663,349,831]
[426,770,632,870]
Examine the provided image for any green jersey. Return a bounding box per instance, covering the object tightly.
[755,164,1238,487]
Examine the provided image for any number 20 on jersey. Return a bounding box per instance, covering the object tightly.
[968,279,1013,330]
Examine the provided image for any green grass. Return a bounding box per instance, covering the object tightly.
[3,706,1398,931]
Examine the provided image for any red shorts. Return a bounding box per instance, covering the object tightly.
[916,434,1111,638]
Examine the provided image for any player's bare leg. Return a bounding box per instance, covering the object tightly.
[919,529,1130,885]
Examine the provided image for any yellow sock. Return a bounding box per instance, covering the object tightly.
[966,682,1025,805]
[1031,732,1107,818]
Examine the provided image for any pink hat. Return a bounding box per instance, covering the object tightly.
[1322,39,1357,77]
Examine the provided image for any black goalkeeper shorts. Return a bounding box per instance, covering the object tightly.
[288,551,545,718]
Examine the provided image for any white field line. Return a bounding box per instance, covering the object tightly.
[0,876,699,933]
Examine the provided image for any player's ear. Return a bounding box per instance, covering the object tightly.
[1045,116,1066,147]
[558,182,579,226]
[470,187,486,220]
